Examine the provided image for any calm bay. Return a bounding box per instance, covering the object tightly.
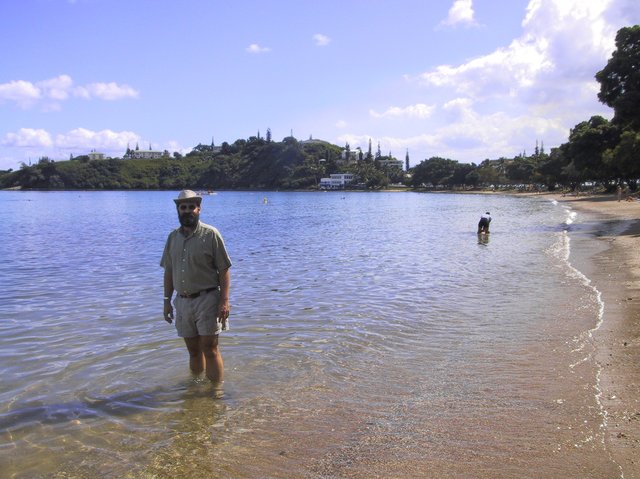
[0,190,620,478]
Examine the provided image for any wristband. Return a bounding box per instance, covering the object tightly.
[164,296,171,300]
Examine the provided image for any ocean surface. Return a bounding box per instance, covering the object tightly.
[0,190,623,478]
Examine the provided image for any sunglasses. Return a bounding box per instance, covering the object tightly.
[179,204,198,211]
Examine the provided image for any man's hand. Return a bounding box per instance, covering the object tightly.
[164,300,174,324]
[218,299,230,330]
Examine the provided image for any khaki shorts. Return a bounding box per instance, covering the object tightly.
[174,289,225,337]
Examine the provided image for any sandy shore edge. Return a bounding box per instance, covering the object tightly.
[525,192,640,477]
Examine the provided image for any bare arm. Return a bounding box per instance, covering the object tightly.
[218,268,231,328]
[163,268,174,323]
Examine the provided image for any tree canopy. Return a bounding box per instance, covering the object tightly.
[596,25,640,130]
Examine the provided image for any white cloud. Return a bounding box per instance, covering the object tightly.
[420,36,553,97]
[338,133,437,160]
[442,98,473,111]
[37,75,74,101]
[75,82,139,100]
[165,140,190,156]
[0,127,189,169]
[55,128,139,151]
[2,127,141,159]
[405,0,636,163]
[0,80,41,108]
[336,120,348,128]
[341,102,569,164]
[313,33,331,46]
[425,0,625,101]
[0,75,139,109]
[441,0,478,27]
[370,103,435,119]
[430,102,566,155]
[2,128,53,148]
[246,43,271,54]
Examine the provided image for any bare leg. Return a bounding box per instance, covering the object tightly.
[200,335,224,383]
[183,336,204,375]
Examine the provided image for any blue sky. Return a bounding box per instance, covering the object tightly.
[1,0,638,171]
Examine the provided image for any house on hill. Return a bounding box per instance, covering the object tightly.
[87,150,105,161]
[124,143,166,159]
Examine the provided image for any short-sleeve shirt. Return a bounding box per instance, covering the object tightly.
[161,221,232,296]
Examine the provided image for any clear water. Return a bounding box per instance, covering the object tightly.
[0,191,621,478]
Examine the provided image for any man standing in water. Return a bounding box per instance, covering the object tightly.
[161,190,232,383]
[477,211,491,234]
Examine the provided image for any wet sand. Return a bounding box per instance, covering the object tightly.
[539,192,640,478]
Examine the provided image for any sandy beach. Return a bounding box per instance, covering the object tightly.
[539,192,640,477]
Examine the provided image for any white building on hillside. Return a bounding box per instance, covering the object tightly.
[129,149,165,159]
[319,173,355,189]
[124,143,167,159]
[87,150,105,161]
[378,158,403,169]
[339,148,360,164]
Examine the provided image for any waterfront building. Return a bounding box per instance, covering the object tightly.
[319,173,355,189]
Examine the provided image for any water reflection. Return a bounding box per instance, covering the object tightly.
[477,232,490,245]
[139,379,230,478]
[1,377,231,478]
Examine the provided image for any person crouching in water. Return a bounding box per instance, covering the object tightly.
[478,212,491,234]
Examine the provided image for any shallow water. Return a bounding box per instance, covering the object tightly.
[0,190,621,478]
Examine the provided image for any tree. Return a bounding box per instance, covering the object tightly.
[537,147,570,190]
[475,160,503,187]
[348,161,387,189]
[449,162,475,187]
[465,170,480,187]
[565,115,619,183]
[603,129,640,189]
[505,158,536,184]
[192,143,213,153]
[410,157,458,187]
[596,25,640,130]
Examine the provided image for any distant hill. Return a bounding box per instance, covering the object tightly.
[0,137,361,190]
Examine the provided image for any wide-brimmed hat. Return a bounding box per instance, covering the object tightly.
[173,189,202,205]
